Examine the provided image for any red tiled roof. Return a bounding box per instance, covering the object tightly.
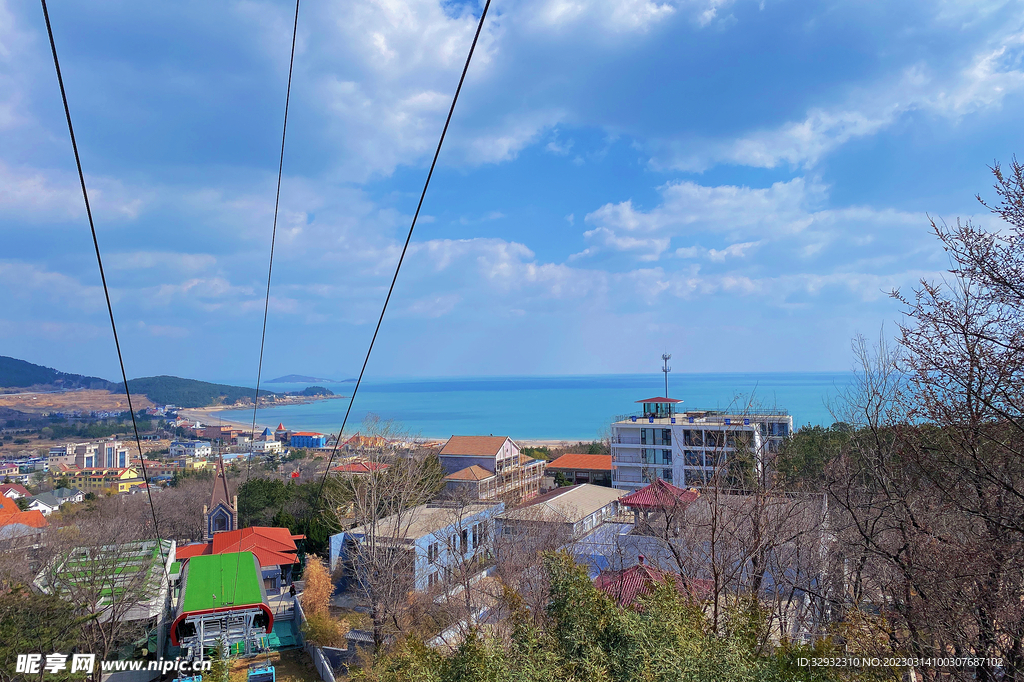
[178,527,305,567]
[175,542,213,560]
[0,484,31,497]
[619,479,699,510]
[331,461,389,474]
[439,436,509,457]
[635,397,682,403]
[594,559,710,607]
[546,454,611,472]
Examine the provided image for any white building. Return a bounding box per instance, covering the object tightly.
[610,397,793,491]
[249,439,282,455]
[169,440,213,459]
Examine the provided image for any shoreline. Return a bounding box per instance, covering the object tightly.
[175,407,591,448]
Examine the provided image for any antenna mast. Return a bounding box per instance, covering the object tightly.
[662,353,672,398]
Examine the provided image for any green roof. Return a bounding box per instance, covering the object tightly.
[181,552,264,612]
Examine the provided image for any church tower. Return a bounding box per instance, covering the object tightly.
[202,454,237,541]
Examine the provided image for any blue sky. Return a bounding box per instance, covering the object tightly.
[1,0,1023,382]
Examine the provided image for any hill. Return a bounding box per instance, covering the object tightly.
[116,376,276,408]
[268,374,336,383]
[0,355,114,391]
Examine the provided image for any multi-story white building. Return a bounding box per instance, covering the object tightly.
[610,397,792,490]
[169,440,213,459]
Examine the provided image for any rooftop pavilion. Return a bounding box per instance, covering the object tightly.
[616,397,789,426]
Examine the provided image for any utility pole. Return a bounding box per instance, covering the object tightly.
[662,353,672,397]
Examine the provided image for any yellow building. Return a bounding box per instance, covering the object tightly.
[51,465,146,493]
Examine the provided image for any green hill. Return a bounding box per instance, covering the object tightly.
[116,376,275,408]
[0,355,114,391]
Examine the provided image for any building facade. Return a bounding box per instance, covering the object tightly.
[329,501,504,593]
[439,436,544,502]
[289,432,327,448]
[610,398,793,490]
[169,440,213,459]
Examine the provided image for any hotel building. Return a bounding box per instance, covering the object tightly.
[610,397,792,490]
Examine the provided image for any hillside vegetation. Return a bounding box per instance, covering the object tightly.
[116,376,272,408]
[0,356,114,391]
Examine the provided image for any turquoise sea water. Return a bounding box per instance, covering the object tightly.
[211,372,855,441]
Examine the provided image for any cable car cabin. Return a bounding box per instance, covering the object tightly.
[170,551,273,660]
[248,662,276,682]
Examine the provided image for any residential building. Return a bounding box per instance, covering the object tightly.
[169,440,212,459]
[329,501,504,592]
[99,440,131,469]
[52,487,84,505]
[48,442,96,469]
[0,462,20,479]
[290,432,327,448]
[50,465,145,493]
[137,460,177,479]
[496,484,625,541]
[250,439,282,455]
[198,425,234,442]
[610,397,793,490]
[545,453,612,487]
[439,436,545,502]
[594,556,708,608]
[0,483,30,499]
[25,492,61,516]
[176,526,305,594]
[0,495,47,545]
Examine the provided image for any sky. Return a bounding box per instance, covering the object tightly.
[1,0,1023,382]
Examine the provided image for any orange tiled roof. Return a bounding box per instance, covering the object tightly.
[445,465,495,481]
[546,454,612,472]
[0,495,48,530]
[439,436,509,457]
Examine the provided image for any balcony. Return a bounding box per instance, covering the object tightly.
[613,454,643,464]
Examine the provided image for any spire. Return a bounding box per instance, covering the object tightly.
[204,451,236,540]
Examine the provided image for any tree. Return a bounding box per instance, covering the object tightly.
[0,588,84,682]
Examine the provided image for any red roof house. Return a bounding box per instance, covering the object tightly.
[594,556,711,608]
[330,460,389,475]
[176,526,305,569]
[0,495,47,540]
[0,483,31,499]
[619,478,700,510]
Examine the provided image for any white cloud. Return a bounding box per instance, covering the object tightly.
[650,27,1024,171]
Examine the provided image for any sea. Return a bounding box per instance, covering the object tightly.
[210,372,856,442]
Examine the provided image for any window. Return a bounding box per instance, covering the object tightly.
[705,431,721,448]
[663,469,672,482]
[662,449,672,464]
[685,469,705,486]
[461,528,468,551]
[480,520,487,543]
[684,450,702,467]
[661,429,672,445]
[640,428,648,444]
[684,430,702,447]
[471,524,479,550]
[427,572,438,588]
[451,534,458,551]
[428,542,438,564]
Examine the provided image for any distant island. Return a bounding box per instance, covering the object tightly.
[267,374,337,383]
